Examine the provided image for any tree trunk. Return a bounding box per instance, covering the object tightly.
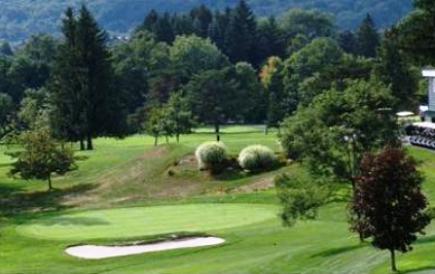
[265,125,269,135]
[48,175,53,191]
[176,134,180,143]
[390,249,397,272]
[165,135,169,144]
[80,139,85,151]
[154,136,158,146]
[215,123,220,142]
[86,135,93,150]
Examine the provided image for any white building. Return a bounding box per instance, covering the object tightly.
[422,68,435,122]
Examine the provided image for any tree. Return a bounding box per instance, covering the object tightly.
[234,62,265,123]
[0,93,14,141]
[397,0,435,65]
[112,31,170,113]
[375,29,418,110]
[164,92,195,143]
[224,0,257,65]
[17,88,49,130]
[144,107,165,146]
[185,67,240,141]
[0,41,13,57]
[276,172,328,226]
[338,30,358,54]
[260,57,286,131]
[279,9,335,41]
[50,6,126,150]
[280,78,398,184]
[256,16,285,64]
[9,128,76,190]
[282,37,344,110]
[351,147,430,272]
[356,14,379,58]
[169,35,229,78]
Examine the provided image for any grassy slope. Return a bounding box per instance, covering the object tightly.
[1,127,435,274]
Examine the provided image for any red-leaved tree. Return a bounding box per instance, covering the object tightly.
[351,147,430,272]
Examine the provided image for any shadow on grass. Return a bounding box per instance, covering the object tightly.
[311,243,366,258]
[399,266,435,274]
[36,216,110,226]
[0,183,97,217]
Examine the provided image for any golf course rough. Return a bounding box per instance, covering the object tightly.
[16,203,278,241]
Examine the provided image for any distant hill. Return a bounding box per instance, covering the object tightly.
[0,0,413,43]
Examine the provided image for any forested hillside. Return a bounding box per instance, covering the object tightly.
[0,0,412,43]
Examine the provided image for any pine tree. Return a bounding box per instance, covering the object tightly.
[256,17,285,63]
[224,0,257,65]
[375,29,418,110]
[51,6,126,150]
[338,30,358,54]
[0,41,13,56]
[356,14,380,58]
[190,4,212,38]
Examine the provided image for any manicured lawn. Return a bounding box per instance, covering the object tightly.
[1,127,435,273]
[16,203,277,241]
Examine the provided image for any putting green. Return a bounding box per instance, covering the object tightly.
[17,203,277,241]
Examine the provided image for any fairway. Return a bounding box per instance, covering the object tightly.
[16,204,278,241]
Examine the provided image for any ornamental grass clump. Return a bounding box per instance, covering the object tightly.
[238,145,277,172]
[195,142,227,173]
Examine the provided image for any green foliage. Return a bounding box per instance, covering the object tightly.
[50,6,126,150]
[279,9,336,40]
[398,0,435,65]
[375,29,418,110]
[169,35,229,77]
[280,78,398,181]
[356,14,380,58]
[276,172,328,226]
[144,107,166,146]
[9,128,76,190]
[164,92,196,143]
[0,92,14,140]
[195,141,227,172]
[238,145,277,172]
[0,0,411,44]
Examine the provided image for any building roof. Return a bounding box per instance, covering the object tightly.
[422,69,435,77]
[413,122,435,129]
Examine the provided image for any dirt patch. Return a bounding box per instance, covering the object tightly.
[232,176,275,193]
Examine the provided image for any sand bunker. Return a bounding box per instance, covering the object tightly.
[65,237,225,259]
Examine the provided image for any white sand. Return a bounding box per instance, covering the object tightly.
[65,237,225,259]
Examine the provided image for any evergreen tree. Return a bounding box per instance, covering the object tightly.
[397,0,435,65]
[190,4,212,37]
[375,29,418,110]
[338,30,358,54]
[256,17,285,63]
[154,12,175,43]
[51,6,126,150]
[356,14,380,58]
[224,0,257,65]
[0,41,13,57]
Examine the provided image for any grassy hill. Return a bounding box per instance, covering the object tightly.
[1,126,435,273]
[0,0,413,43]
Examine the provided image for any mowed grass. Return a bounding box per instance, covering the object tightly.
[16,204,277,241]
[1,126,435,274]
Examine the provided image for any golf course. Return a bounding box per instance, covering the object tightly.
[0,126,433,274]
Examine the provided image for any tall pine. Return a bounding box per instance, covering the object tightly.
[51,6,125,150]
[356,14,380,58]
[224,0,257,65]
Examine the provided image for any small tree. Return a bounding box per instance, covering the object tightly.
[9,129,76,190]
[165,92,195,143]
[144,107,165,146]
[351,147,431,272]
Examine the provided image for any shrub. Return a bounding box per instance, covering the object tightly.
[195,142,227,173]
[238,145,277,172]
